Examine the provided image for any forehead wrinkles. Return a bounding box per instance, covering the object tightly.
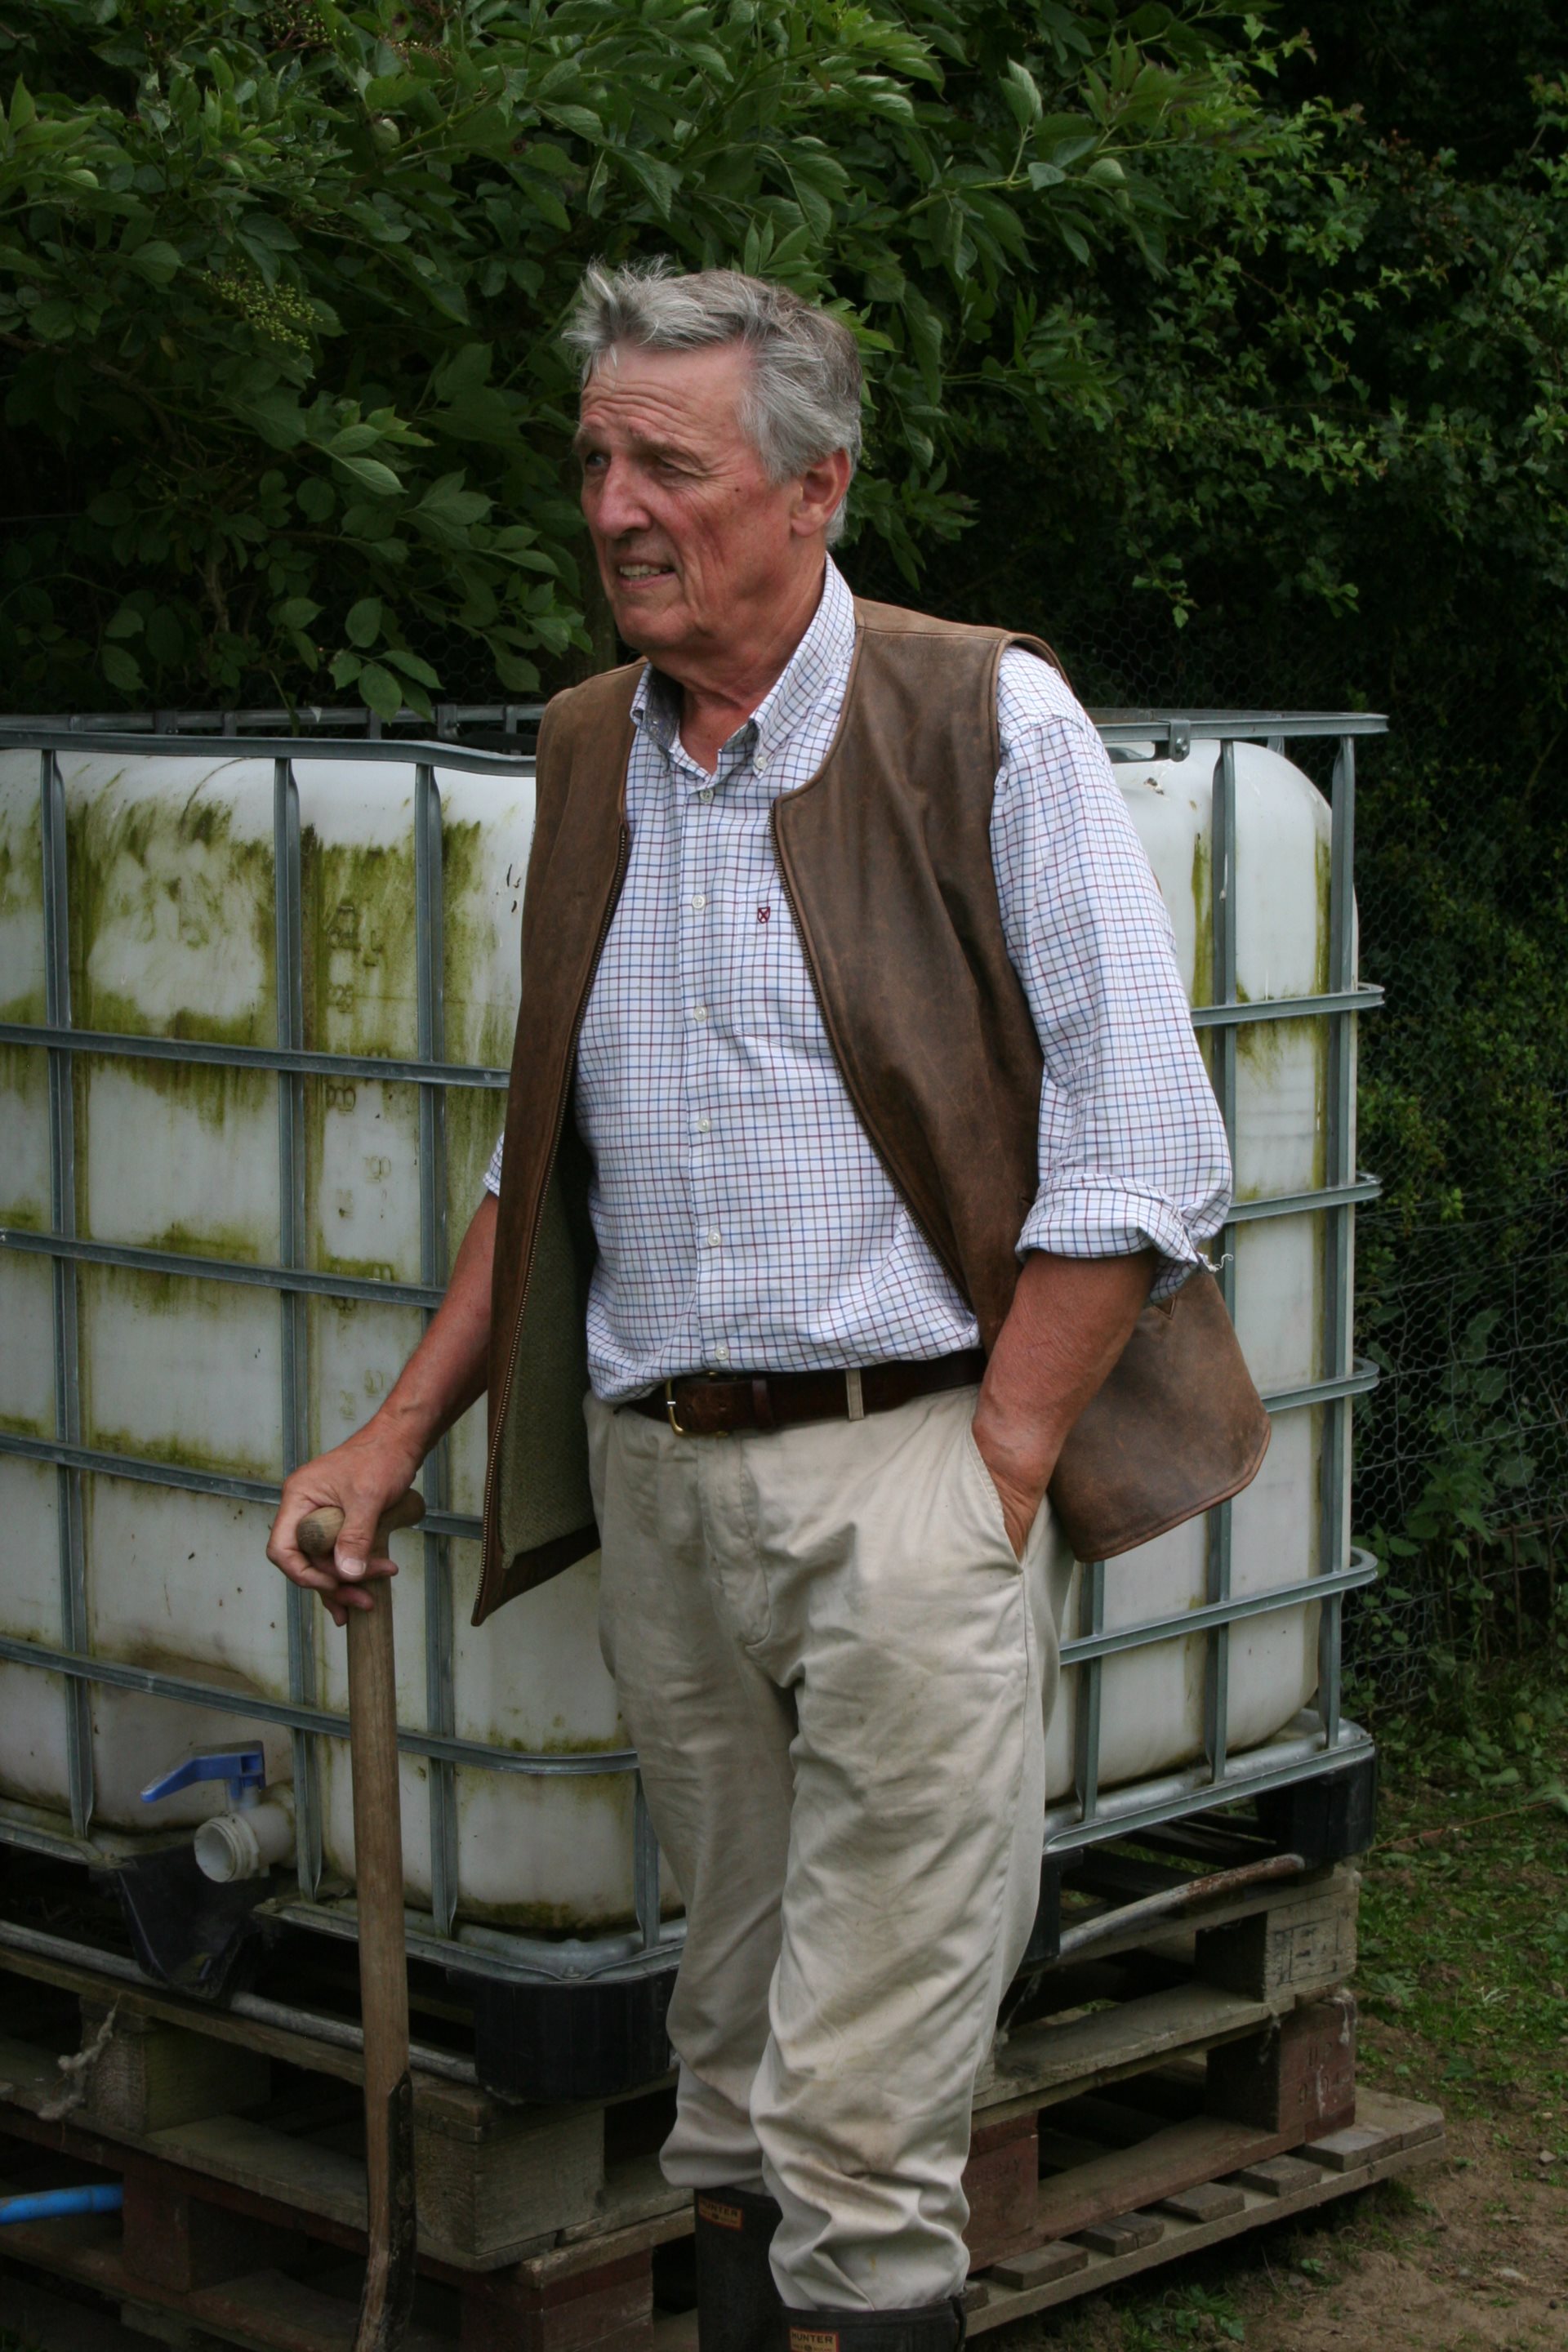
[577,350,752,461]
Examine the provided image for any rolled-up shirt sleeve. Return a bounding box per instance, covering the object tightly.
[483,1131,505,1197]
[993,649,1232,1301]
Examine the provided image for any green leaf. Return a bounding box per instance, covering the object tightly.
[903,288,944,405]
[617,149,679,219]
[100,643,142,692]
[10,78,35,131]
[125,241,181,287]
[329,650,363,688]
[277,597,321,628]
[381,647,440,687]
[520,178,572,234]
[517,140,575,176]
[105,605,144,639]
[412,473,490,540]
[357,662,403,720]
[433,343,493,400]
[29,300,79,341]
[241,392,309,452]
[492,648,541,693]
[546,105,604,141]
[332,453,403,497]
[1001,60,1043,127]
[345,596,383,648]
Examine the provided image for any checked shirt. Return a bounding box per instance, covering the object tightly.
[485,559,1231,1404]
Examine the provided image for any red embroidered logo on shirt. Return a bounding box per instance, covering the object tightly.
[757,905,772,924]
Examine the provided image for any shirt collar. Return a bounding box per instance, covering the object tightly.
[630,558,856,764]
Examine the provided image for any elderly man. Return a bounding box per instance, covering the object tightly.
[270,262,1231,2352]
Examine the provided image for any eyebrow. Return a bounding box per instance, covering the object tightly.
[572,423,705,469]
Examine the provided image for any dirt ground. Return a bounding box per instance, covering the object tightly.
[996,1681,1568,2352]
[1003,2109,1568,2352]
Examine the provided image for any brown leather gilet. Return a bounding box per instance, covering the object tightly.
[474,598,1060,1623]
[474,596,1269,1624]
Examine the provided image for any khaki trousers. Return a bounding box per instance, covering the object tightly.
[584,1383,1072,2311]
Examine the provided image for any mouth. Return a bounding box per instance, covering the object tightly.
[613,561,676,584]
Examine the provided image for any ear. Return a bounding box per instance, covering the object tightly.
[791,448,853,539]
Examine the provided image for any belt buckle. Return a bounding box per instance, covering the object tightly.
[665,1371,734,1437]
[663,1377,691,1437]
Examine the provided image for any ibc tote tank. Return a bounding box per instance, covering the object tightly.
[1049,737,1354,1807]
[0,724,1373,1947]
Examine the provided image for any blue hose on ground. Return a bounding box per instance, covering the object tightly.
[0,2183,123,2224]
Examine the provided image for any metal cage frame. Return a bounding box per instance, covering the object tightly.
[0,709,1386,1985]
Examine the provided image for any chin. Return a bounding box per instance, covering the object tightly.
[612,606,684,657]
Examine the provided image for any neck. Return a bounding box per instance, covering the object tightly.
[669,560,827,773]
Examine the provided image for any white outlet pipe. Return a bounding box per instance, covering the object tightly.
[193,1796,294,1884]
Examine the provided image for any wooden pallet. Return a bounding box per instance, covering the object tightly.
[0,2082,1442,2352]
[0,1863,1392,2351]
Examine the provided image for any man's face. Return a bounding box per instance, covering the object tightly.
[575,341,813,673]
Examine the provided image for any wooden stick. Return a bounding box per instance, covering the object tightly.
[296,1494,424,2350]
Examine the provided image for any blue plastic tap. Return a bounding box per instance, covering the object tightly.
[140,1748,266,1811]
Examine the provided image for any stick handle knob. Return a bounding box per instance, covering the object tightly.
[296,1492,425,1564]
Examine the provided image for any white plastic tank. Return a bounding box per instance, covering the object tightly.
[0,733,1350,1929]
[1047,741,1345,1802]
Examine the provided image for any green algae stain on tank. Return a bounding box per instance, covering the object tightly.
[452,1762,639,1930]
[442,815,520,1074]
[68,777,277,1049]
[1189,831,1214,1010]
[0,795,47,1028]
[74,1262,281,1482]
[1315,832,1334,997]
[61,765,280,1254]
[301,827,420,1062]
[443,813,519,1218]
[298,825,424,1285]
[0,1044,49,1227]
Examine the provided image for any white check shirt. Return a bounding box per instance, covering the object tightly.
[486,560,1230,1403]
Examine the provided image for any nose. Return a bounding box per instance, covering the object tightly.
[588,456,653,541]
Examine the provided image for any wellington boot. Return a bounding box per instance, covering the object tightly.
[782,2300,967,2352]
[693,2185,786,2352]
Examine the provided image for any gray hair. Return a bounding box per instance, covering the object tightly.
[564,260,862,545]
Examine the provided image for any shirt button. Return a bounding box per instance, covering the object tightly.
[691,892,707,911]
[697,786,714,804]
[713,1343,730,1362]
[755,753,768,773]
[691,1004,708,1024]
[695,1116,711,1134]
[706,1228,721,1248]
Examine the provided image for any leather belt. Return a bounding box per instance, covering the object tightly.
[625,1350,987,1437]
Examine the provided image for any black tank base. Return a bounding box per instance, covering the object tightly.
[1256,1750,1379,1868]
[462,1950,678,2103]
[1018,1750,1379,1974]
